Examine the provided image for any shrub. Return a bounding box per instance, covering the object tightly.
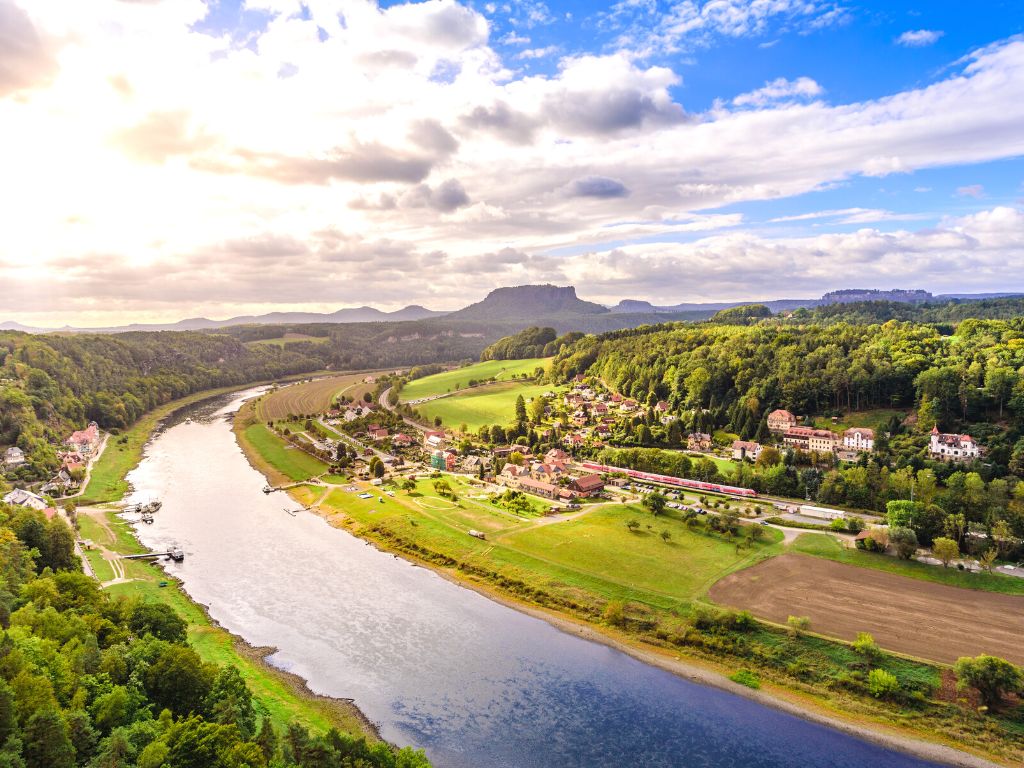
[729,669,761,689]
[852,632,881,660]
[786,615,810,635]
[603,601,626,627]
[867,669,900,699]
[954,655,1024,708]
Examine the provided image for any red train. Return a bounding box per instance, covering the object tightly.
[579,462,758,498]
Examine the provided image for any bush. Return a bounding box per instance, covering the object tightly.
[729,669,761,689]
[852,632,881,660]
[603,601,626,627]
[787,615,810,635]
[867,669,900,699]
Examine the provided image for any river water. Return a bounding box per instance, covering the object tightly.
[125,390,943,768]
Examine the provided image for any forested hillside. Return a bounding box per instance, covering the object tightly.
[0,501,429,768]
[551,316,1024,538]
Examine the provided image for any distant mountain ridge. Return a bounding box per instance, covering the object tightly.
[4,287,1024,335]
[0,304,447,334]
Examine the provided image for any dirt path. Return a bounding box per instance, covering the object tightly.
[710,553,1024,665]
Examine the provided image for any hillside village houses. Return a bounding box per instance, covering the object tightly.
[66,421,101,455]
[843,428,875,453]
[3,446,25,468]
[687,432,713,451]
[767,409,798,433]
[929,427,982,462]
[731,440,762,462]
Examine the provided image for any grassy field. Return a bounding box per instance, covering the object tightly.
[792,533,1024,595]
[399,358,550,402]
[239,419,328,484]
[256,372,386,421]
[809,408,906,434]
[415,382,556,432]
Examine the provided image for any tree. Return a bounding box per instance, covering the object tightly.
[206,667,256,739]
[129,602,187,643]
[932,537,959,568]
[371,459,385,479]
[755,446,781,468]
[433,416,442,427]
[886,500,923,531]
[889,526,919,560]
[991,519,1014,558]
[626,519,640,532]
[401,477,416,493]
[979,548,998,573]
[145,645,214,716]
[852,632,881,660]
[867,669,900,699]
[22,707,75,768]
[786,615,810,636]
[944,513,967,545]
[642,492,667,516]
[528,397,546,424]
[954,655,1024,708]
[659,530,671,543]
[515,395,527,423]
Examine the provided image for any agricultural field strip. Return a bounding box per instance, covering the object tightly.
[398,358,550,402]
[258,372,386,421]
[709,553,1024,665]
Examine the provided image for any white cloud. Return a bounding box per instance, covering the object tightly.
[1,2,1023,325]
[733,76,823,107]
[897,29,944,47]
[956,184,985,198]
[769,208,927,225]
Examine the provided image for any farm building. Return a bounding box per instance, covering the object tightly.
[569,474,604,496]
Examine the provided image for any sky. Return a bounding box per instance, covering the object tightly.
[1,0,1023,327]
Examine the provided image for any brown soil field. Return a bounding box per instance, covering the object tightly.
[709,553,1024,665]
[256,372,384,421]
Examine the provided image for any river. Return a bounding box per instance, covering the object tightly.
[125,390,944,768]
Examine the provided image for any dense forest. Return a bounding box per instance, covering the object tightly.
[0,501,430,768]
[479,327,584,361]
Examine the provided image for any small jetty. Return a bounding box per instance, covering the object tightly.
[123,548,184,562]
[124,500,162,515]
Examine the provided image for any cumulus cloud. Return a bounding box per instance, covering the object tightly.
[897,29,944,47]
[0,0,58,97]
[3,1,1024,325]
[733,77,823,108]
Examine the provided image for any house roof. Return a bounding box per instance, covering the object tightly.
[768,409,796,420]
[572,473,604,492]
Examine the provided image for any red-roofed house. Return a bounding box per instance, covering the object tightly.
[767,409,797,434]
[929,427,981,462]
[570,474,605,496]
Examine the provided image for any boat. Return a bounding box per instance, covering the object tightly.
[168,549,185,562]
[123,503,142,514]
[262,485,274,494]
[141,513,154,524]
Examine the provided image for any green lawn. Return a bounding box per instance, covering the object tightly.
[399,358,551,402]
[792,533,1024,595]
[415,382,557,432]
[243,423,328,482]
[498,505,782,601]
[809,408,906,435]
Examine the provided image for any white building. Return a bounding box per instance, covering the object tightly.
[731,440,762,461]
[929,427,981,462]
[843,427,874,453]
[799,504,846,521]
[3,447,25,467]
[2,488,48,511]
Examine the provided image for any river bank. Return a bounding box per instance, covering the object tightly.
[73,384,383,741]
[231,403,1018,768]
